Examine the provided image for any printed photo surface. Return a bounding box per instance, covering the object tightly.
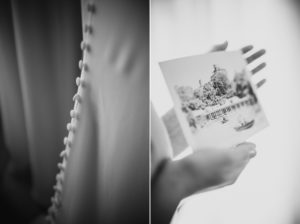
[159,51,268,150]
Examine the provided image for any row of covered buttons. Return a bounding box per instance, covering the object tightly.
[45,2,96,224]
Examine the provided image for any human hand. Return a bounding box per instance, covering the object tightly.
[152,42,265,224]
[183,142,256,192]
[151,142,256,224]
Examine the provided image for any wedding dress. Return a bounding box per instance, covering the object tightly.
[48,0,149,223]
[0,0,148,223]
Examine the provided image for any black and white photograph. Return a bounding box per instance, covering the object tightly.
[2,0,300,224]
[159,51,268,149]
[151,0,300,224]
[0,0,148,224]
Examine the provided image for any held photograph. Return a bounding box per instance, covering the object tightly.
[160,51,269,150]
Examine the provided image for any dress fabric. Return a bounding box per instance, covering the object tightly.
[0,1,149,223]
[56,1,149,223]
[0,0,82,216]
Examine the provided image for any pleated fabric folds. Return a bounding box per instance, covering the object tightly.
[0,0,82,219]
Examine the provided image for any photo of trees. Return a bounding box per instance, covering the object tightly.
[176,65,256,113]
[175,65,258,131]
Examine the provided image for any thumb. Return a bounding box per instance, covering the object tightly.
[232,142,257,161]
[210,41,228,52]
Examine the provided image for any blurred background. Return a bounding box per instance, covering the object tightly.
[0,0,82,223]
[151,0,300,223]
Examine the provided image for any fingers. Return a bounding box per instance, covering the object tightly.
[256,79,266,88]
[245,49,266,89]
[209,43,267,89]
[233,142,257,161]
[180,143,257,193]
[210,41,228,52]
[241,45,253,54]
[246,49,266,64]
[251,62,266,75]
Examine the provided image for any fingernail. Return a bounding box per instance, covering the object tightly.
[260,79,267,84]
[236,142,255,148]
[249,149,257,158]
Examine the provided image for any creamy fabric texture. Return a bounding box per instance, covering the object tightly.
[0,0,82,217]
[0,0,148,223]
[56,0,149,223]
